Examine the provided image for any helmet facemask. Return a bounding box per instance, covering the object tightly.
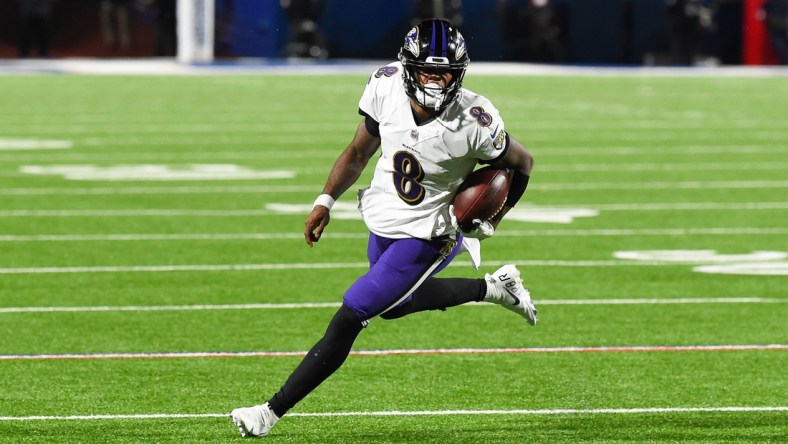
[401,64,466,112]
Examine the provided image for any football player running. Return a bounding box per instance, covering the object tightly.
[231,19,537,438]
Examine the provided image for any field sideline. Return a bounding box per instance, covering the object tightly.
[0,66,786,443]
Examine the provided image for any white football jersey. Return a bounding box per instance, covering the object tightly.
[357,61,508,240]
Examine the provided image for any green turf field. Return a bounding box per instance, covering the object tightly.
[0,71,786,443]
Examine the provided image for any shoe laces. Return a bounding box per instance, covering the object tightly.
[259,404,279,427]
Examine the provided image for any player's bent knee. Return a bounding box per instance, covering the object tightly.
[327,304,366,336]
[340,297,371,322]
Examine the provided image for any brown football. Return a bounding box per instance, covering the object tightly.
[453,167,511,231]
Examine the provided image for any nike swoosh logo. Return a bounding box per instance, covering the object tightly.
[510,294,521,306]
[490,125,500,140]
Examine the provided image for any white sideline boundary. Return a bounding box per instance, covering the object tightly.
[0,298,784,314]
[1,406,787,422]
[2,58,788,77]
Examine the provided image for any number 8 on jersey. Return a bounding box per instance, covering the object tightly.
[392,150,425,205]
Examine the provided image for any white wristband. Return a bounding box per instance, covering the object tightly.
[313,194,335,210]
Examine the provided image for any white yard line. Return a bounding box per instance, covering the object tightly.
[1,298,782,314]
[1,406,786,422]
[0,233,341,241]
[0,145,784,162]
[0,302,343,313]
[0,185,317,196]
[0,139,73,150]
[2,180,787,196]
[565,202,788,211]
[4,120,788,134]
[8,159,788,174]
[0,227,784,242]
[63,124,776,140]
[496,227,788,236]
[537,297,786,305]
[536,162,788,172]
[0,209,277,217]
[0,262,366,274]
[0,259,775,275]
[2,119,787,130]
[542,145,788,156]
[536,180,788,191]
[1,202,786,217]
[1,345,786,362]
[0,149,342,161]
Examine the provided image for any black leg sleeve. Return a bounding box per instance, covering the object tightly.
[267,304,364,417]
[381,277,486,320]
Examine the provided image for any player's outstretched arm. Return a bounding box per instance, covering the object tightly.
[304,120,380,247]
[489,135,534,228]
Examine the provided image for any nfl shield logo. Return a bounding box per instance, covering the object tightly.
[410,129,419,141]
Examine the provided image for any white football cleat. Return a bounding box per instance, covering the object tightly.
[484,264,538,325]
[230,402,279,438]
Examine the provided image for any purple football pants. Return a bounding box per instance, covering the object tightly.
[343,233,463,321]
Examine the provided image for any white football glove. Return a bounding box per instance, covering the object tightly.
[449,205,495,240]
[462,219,495,240]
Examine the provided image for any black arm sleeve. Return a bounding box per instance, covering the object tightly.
[505,169,530,207]
[358,109,380,138]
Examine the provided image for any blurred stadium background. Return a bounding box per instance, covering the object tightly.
[0,0,786,66]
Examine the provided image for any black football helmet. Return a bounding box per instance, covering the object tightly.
[398,19,469,114]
